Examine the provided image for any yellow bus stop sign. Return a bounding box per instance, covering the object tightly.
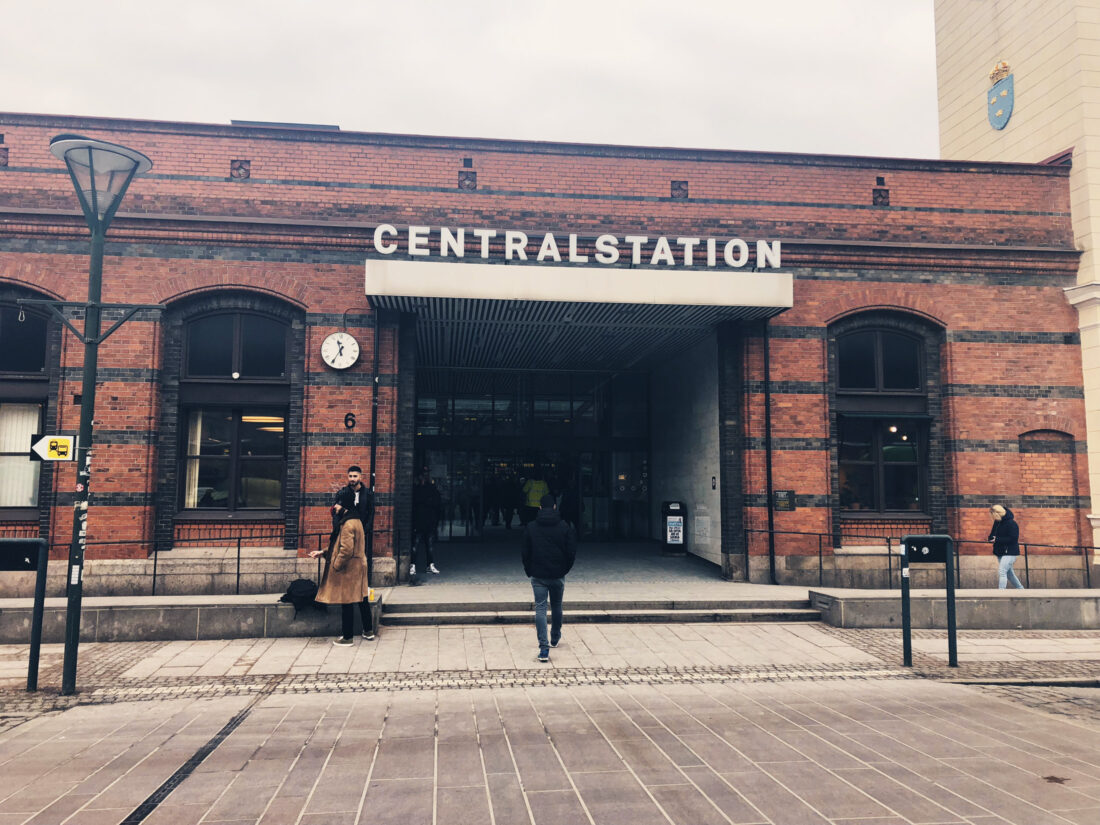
[30,434,75,461]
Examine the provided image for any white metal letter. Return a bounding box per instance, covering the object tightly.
[568,234,589,263]
[757,240,782,269]
[537,233,562,262]
[408,225,430,257]
[724,239,749,267]
[472,228,497,259]
[623,236,648,265]
[650,236,675,266]
[677,237,701,267]
[440,227,465,258]
[706,238,717,267]
[374,224,398,255]
[505,231,529,261]
[594,234,619,264]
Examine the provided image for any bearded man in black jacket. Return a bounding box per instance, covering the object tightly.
[522,493,577,662]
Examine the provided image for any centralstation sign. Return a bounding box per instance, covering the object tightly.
[369,224,783,270]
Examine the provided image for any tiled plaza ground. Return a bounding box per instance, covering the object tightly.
[1,621,1100,824]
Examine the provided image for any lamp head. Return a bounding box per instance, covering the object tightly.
[49,134,152,231]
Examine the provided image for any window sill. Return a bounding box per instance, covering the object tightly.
[174,510,283,521]
[0,508,39,521]
[839,512,931,520]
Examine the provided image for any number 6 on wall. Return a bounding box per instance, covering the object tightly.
[344,413,356,429]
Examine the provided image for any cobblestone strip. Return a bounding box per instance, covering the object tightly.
[818,625,1100,680]
[978,685,1100,724]
[0,663,916,726]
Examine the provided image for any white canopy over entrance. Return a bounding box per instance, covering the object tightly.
[365,260,792,370]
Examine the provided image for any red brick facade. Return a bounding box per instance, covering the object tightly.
[0,113,1086,585]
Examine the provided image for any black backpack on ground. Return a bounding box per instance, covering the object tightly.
[279,578,318,617]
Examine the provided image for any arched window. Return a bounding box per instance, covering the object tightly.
[0,302,50,512]
[179,310,290,512]
[834,327,928,513]
[185,312,288,379]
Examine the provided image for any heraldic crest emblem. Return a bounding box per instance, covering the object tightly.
[987,61,1014,130]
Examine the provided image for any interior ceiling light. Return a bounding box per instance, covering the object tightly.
[242,415,285,423]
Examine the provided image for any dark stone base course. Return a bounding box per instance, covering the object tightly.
[811,588,1100,629]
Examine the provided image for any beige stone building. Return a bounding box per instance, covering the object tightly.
[937,0,1100,545]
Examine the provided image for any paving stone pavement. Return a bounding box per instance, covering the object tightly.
[3,679,1100,824]
[2,623,1100,824]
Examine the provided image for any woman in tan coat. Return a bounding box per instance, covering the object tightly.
[310,509,374,645]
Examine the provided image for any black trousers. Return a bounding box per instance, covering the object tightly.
[411,529,435,566]
[341,599,373,638]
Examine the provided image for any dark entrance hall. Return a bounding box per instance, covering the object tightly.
[416,368,650,542]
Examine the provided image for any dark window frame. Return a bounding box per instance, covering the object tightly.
[0,400,44,514]
[837,414,927,514]
[837,328,924,394]
[178,404,287,513]
[0,294,59,526]
[829,313,944,526]
[154,292,305,548]
[183,310,290,382]
[0,303,49,378]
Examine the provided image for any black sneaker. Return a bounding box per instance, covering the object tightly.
[550,637,560,648]
[333,637,354,647]
[362,631,375,641]
[537,647,550,663]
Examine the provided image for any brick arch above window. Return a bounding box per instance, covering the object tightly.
[824,303,948,330]
[1018,429,1075,453]
[153,278,310,308]
[0,278,64,301]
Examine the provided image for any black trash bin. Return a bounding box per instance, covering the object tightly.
[661,501,687,555]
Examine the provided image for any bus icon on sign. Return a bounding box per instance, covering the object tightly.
[49,440,68,458]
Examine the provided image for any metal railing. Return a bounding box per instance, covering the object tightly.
[745,528,1095,589]
[2,528,394,596]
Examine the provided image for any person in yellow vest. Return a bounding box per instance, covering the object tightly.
[521,470,550,527]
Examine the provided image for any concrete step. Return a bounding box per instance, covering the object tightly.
[384,599,813,613]
[382,607,822,626]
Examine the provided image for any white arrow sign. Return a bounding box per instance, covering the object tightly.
[30,435,75,461]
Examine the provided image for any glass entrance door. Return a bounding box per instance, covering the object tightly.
[416,367,649,542]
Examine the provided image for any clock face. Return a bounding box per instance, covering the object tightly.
[321,332,360,370]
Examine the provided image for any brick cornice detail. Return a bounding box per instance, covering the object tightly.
[0,212,1081,275]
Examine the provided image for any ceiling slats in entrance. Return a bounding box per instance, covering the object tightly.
[370,296,781,371]
[365,260,792,371]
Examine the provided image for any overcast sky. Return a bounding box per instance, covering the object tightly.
[2,0,939,159]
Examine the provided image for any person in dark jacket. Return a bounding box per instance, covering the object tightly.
[988,504,1025,589]
[332,465,374,582]
[522,493,577,662]
[410,468,442,576]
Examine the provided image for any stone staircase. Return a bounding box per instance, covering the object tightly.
[382,596,820,626]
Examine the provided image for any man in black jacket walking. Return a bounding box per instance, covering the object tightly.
[522,493,577,662]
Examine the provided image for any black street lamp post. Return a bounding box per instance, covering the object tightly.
[20,135,157,695]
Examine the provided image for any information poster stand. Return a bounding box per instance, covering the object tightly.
[900,534,958,668]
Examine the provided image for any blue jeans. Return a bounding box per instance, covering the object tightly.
[998,554,1024,589]
[530,576,564,648]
